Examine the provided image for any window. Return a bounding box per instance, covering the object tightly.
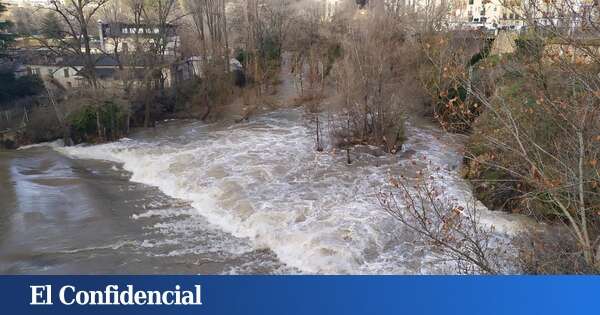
[32,68,40,76]
[469,0,474,4]
[64,68,70,78]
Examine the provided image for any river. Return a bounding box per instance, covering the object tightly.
[0,109,524,274]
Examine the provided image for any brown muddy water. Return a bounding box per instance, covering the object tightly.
[0,109,525,274]
[0,147,284,274]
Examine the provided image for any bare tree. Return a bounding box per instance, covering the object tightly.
[40,0,110,87]
[330,8,407,153]
[122,0,180,126]
[453,0,600,272]
[379,172,512,274]
[181,0,231,120]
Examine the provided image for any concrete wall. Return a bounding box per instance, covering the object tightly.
[490,30,518,55]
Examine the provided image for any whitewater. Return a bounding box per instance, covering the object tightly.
[54,109,523,274]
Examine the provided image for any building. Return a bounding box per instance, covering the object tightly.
[98,21,180,56]
[452,0,525,29]
[453,0,596,30]
[19,53,122,89]
[14,51,175,89]
[4,0,51,7]
[14,49,245,91]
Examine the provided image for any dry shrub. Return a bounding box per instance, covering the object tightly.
[379,172,514,274]
[515,227,598,274]
[417,31,489,132]
[330,11,409,153]
[44,90,132,144]
[464,21,600,269]
[20,105,62,144]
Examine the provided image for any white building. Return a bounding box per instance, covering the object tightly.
[452,0,588,30]
[4,0,52,8]
[98,21,180,56]
[17,53,176,89]
[458,0,524,28]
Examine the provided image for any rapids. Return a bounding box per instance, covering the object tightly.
[50,109,523,274]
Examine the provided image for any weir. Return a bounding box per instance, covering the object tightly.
[53,109,524,274]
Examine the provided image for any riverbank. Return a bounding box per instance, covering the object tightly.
[2,54,537,274]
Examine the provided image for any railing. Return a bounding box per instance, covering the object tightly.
[0,107,30,131]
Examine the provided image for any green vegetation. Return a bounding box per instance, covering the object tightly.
[67,100,129,143]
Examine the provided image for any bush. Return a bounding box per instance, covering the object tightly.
[515,34,545,61]
[465,75,552,214]
[463,40,600,270]
[417,32,489,133]
[330,13,408,153]
[515,227,598,274]
[21,106,62,144]
[68,105,97,136]
[67,100,129,143]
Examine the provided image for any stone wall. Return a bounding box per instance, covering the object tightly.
[491,30,518,55]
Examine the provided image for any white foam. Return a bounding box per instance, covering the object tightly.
[18,139,64,151]
[55,109,523,274]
